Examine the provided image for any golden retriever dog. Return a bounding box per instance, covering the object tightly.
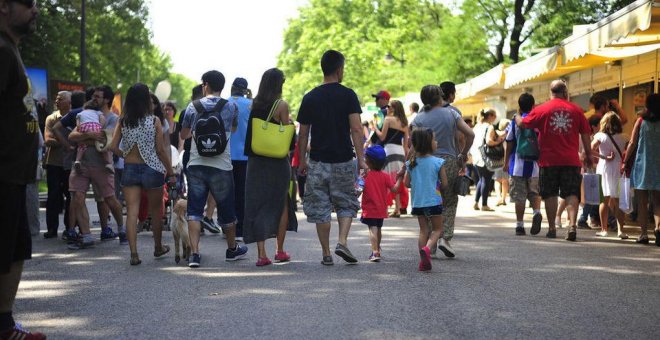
[172,199,191,264]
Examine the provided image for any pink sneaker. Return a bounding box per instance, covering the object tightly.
[256,257,272,267]
[274,251,291,262]
[419,246,432,271]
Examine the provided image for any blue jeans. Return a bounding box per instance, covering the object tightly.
[186,165,236,226]
[579,203,600,224]
[475,165,494,207]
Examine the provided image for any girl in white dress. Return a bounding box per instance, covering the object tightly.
[591,112,629,238]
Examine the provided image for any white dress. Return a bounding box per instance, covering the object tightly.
[594,132,628,197]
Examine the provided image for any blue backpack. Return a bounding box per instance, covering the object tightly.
[514,118,539,161]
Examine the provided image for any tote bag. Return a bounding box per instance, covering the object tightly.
[251,99,295,159]
[583,172,601,205]
[618,175,634,214]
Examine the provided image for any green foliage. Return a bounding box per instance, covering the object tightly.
[277,0,494,112]
[19,0,194,109]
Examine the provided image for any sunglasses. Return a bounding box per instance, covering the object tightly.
[11,0,36,8]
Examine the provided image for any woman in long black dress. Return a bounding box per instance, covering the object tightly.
[243,68,298,266]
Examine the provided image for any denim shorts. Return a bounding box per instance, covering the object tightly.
[186,165,236,226]
[121,163,165,190]
[411,205,444,217]
[303,160,359,224]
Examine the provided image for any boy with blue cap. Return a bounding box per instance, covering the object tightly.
[360,145,403,261]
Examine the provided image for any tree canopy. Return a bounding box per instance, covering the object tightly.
[19,0,195,108]
[278,0,638,111]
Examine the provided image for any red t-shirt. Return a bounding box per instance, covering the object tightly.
[361,170,394,218]
[522,98,589,168]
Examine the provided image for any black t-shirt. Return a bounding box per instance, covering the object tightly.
[0,32,39,185]
[296,83,362,163]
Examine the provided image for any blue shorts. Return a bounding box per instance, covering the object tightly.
[360,217,383,228]
[121,163,164,189]
[411,205,443,217]
[186,165,236,227]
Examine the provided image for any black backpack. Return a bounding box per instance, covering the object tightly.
[192,99,228,157]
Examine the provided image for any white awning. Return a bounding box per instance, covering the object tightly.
[504,47,559,89]
[562,0,658,63]
[455,64,506,102]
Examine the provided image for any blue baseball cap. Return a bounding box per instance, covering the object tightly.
[365,145,386,162]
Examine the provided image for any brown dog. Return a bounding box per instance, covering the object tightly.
[172,199,191,264]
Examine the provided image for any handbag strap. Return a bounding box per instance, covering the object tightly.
[606,132,624,159]
[265,99,282,125]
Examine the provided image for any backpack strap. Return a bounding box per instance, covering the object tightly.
[212,99,228,115]
[192,99,205,116]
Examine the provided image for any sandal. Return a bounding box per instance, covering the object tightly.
[635,235,649,244]
[154,244,170,257]
[130,253,141,266]
[388,212,400,218]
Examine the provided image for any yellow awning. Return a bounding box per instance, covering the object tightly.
[562,0,658,63]
[504,47,559,89]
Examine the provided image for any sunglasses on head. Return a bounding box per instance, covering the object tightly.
[10,0,36,8]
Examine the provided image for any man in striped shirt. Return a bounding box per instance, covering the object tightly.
[503,93,542,236]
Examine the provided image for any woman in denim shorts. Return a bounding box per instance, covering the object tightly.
[110,83,176,265]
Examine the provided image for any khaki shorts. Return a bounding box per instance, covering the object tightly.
[509,176,539,203]
[69,165,115,199]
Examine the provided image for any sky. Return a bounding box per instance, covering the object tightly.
[148,0,308,97]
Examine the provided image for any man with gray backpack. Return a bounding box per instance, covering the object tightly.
[180,70,248,268]
[503,93,542,236]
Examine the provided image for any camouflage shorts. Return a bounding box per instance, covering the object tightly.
[509,176,539,203]
[303,160,359,224]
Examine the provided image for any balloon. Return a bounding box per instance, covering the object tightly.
[154,80,172,102]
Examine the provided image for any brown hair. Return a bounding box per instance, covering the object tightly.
[389,100,408,127]
[409,127,434,169]
[478,108,496,123]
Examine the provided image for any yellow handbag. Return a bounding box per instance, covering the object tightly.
[251,99,295,158]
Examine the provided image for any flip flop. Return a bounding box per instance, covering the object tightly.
[154,245,170,257]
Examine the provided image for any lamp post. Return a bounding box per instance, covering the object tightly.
[80,0,86,83]
[385,51,405,67]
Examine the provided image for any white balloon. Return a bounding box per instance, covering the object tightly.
[154,80,172,102]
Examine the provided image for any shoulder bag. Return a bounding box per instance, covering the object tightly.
[251,99,295,159]
[478,126,504,170]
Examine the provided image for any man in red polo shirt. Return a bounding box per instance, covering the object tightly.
[515,80,593,241]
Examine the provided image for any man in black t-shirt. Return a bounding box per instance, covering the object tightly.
[297,50,366,265]
[0,1,46,339]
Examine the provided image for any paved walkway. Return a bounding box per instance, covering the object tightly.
[16,193,660,339]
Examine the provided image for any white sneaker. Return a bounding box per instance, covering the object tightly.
[596,231,608,237]
[555,218,563,229]
[618,233,629,239]
[438,239,455,258]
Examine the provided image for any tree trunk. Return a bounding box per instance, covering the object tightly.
[509,0,535,64]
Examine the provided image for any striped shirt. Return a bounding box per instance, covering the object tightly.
[505,113,539,178]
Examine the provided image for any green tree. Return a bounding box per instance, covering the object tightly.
[278,0,493,112]
[19,0,194,108]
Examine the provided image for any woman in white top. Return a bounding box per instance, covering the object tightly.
[110,83,175,266]
[591,112,628,238]
[469,109,501,211]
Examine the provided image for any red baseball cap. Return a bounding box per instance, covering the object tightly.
[372,90,391,101]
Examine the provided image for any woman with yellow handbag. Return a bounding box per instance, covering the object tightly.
[243,68,298,266]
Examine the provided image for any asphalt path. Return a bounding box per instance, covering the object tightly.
[15,196,660,339]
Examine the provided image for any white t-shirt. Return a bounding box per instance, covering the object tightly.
[469,122,491,167]
[181,96,238,171]
[78,109,102,125]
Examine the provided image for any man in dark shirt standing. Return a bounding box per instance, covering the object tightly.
[0,0,46,338]
[297,50,367,265]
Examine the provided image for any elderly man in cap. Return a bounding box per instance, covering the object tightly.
[229,77,253,241]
